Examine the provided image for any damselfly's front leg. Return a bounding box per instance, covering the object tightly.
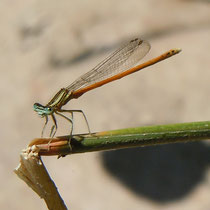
[45,114,58,150]
[60,109,91,134]
[41,115,48,137]
[55,111,74,151]
[50,114,58,138]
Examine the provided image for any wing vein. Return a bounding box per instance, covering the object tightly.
[66,38,151,92]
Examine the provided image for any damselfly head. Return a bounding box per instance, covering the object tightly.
[33,103,53,117]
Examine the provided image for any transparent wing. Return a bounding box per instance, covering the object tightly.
[66,38,151,91]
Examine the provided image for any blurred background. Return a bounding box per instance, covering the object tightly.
[1,0,210,209]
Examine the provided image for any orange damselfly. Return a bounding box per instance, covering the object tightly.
[34,38,181,137]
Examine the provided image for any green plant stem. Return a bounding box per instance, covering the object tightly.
[30,121,210,156]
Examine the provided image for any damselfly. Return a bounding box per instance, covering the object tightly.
[34,38,181,137]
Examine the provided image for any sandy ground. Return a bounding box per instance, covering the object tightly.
[1,0,210,209]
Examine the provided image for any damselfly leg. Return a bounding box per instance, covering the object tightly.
[59,109,91,135]
[56,111,74,136]
[41,116,48,137]
[50,114,58,138]
[40,108,90,139]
